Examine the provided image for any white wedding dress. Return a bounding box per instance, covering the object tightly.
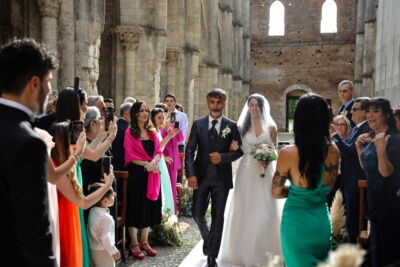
[219,129,282,267]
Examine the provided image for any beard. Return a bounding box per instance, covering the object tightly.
[37,84,49,115]
[210,110,222,117]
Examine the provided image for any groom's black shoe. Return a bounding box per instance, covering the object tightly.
[207,256,217,267]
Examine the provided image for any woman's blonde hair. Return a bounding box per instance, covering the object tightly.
[50,122,83,198]
[333,115,352,136]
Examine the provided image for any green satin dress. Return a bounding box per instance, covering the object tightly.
[281,166,332,267]
[159,156,175,215]
[77,161,90,267]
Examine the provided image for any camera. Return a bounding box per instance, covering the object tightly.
[70,121,84,145]
[103,107,114,131]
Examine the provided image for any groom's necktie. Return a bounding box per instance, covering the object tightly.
[209,120,218,151]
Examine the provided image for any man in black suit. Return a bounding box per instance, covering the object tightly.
[0,39,57,266]
[333,96,370,243]
[337,80,355,127]
[111,102,132,171]
[185,89,243,267]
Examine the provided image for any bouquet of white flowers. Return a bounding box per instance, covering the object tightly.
[250,143,277,177]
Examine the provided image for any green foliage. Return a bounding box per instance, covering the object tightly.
[179,186,193,217]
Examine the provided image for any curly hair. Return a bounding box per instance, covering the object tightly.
[49,122,83,198]
[365,97,397,132]
[130,101,156,138]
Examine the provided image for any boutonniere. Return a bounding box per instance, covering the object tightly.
[341,110,348,116]
[221,126,231,138]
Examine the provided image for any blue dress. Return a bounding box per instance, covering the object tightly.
[360,129,400,267]
[281,166,332,267]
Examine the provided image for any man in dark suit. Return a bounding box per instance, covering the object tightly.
[185,89,243,267]
[337,80,355,127]
[111,102,132,170]
[0,39,57,266]
[332,96,370,243]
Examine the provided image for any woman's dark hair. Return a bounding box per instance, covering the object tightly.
[130,101,156,138]
[151,108,164,128]
[241,94,265,136]
[88,183,114,206]
[154,103,168,112]
[56,88,81,122]
[293,93,331,189]
[365,97,396,132]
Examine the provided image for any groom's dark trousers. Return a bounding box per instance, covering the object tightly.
[185,116,243,258]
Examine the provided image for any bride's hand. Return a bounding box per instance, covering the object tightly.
[229,140,239,151]
[260,161,270,169]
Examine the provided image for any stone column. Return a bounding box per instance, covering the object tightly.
[166,48,181,97]
[58,0,75,90]
[362,0,377,96]
[116,26,143,105]
[355,0,366,95]
[37,0,60,90]
[207,0,219,66]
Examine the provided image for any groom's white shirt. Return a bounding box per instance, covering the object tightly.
[208,115,222,133]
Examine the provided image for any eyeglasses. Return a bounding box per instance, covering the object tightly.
[351,107,362,111]
[334,123,347,127]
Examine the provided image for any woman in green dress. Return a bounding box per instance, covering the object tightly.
[272,93,340,267]
[151,106,178,214]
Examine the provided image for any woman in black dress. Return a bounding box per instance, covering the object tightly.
[124,101,162,260]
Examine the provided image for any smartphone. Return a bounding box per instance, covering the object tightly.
[104,107,114,131]
[102,156,111,176]
[51,90,58,97]
[170,112,176,124]
[70,121,84,145]
[174,121,180,129]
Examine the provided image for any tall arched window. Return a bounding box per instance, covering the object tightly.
[268,1,285,36]
[321,0,337,33]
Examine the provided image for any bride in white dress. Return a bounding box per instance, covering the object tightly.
[219,94,282,266]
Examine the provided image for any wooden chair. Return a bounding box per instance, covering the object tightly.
[114,171,129,259]
[357,180,368,247]
[176,152,185,214]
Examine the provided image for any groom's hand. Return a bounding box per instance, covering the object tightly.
[209,152,222,164]
[187,176,198,189]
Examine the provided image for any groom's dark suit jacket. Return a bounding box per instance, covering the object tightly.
[185,116,243,189]
[0,104,56,266]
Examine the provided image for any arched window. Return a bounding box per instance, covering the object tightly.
[321,0,337,33]
[268,1,285,36]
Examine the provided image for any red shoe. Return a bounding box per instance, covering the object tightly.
[129,244,145,260]
[140,242,157,256]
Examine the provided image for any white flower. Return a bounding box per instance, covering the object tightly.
[221,126,231,138]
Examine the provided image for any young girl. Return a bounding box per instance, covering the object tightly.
[87,183,120,267]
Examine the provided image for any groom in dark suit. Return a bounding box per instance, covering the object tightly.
[185,88,243,267]
[0,39,57,266]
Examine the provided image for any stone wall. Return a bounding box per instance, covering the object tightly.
[0,0,251,122]
[251,0,356,130]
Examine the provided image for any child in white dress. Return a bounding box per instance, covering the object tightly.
[87,183,120,267]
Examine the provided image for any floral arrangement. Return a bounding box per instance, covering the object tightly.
[330,190,349,248]
[149,209,184,247]
[179,186,193,217]
[250,143,277,177]
[317,244,365,267]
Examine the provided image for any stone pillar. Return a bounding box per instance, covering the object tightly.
[207,0,219,65]
[37,0,60,90]
[166,48,181,98]
[59,0,75,90]
[355,0,366,95]
[362,0,377,97]
[116,26,143,105]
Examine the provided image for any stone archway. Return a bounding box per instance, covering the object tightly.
[282,84,313,131]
